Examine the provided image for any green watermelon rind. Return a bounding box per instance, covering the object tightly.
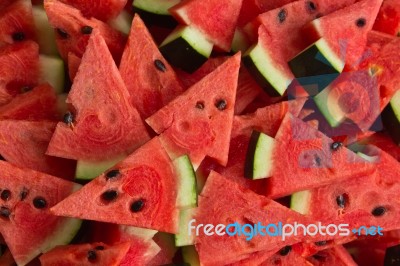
[108,10,133,35]
[182,245,200,266]
[133,0,180,15]
[39,55,65,94]
[290,190,311,215]
[75,155,125,180]
[174,208,196,247]
[382,90,400,145]
[313,85,346,128]
[32,5,58,56]
[174,155,198,209]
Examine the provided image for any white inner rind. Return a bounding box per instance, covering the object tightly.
[39,55,65,94]
[175,208,196,247]
[253,132,276,179]
[290,190,311,215]
[391,90,400,120]
[75,155,125,180]
[133,0,181,15]
[314,85,346,128]
[174,155,197,209]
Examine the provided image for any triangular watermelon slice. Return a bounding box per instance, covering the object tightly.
[119,15,184,119]
[146,53,241,168]
[0,83,58,121]
[0,41,39,106]
[47,29,150,162]
[303,0,383,70]
[39,242,131,266]
[0,0,36,46]
[51,137,180,233]
[169,0,243,51]
[245,113,375,198]
[193,171,314,265]
[44,0,126,62]
[0,120,76,180]
[0,161,82,266]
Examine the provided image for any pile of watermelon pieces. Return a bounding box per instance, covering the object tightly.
[1,0,400,265]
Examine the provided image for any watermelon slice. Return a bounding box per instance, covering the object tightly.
[0,41,39,106]
[44,0,127,62]
[0,120,76,180]
[119,14,184,119]
[193,171,314,265]
[245,113,375,198]
[146,53,240,168]
[0,161,81,266]
[0,0,36,46]
[0,83,58,121]
[373,0,400,36]
[47,29,150,163]
[291,146,400,232]
[359,132,400,162]
[51,137,180,233]
[57,0,128,21]
[39,242,131,265]
[169,0,243,51]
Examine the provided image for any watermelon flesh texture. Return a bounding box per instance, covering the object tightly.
[304,0,383,70]
[169,0,243,51]
[0,120,76,180]
[294,146,400,232]
[0,83,59,121]
[67,52,81,82]
[263,114,374,198]
[307,245,357,266]
[39,242,130,266]
[57,0,127,21]
[373,0,400,36]
[44,0,126,63]
[51,137,180,233]
[47,29,150,162]
[119,15,185,119]
[146,53,240,169]
[0,41,39,106]
[0,0,36,46]
[194,171,318,265]
[0,161,81,266]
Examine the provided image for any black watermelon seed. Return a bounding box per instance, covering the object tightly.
[0,207,11,218]
[63,112,74,125]
[95,245,105,250]
[105,169,120,180]
[1,190,11,201]
[195,101,205,109]
[101,190,118,202]
[279,246,291,256]
[372,206,386,217]
[315,241,327,246]
[20,86,32,93]
[356,18,366,28]
[154,59,167,72]
[20,188,28,201]
[130,199,145,212]
[315,155,322,166]
[306,1,317,13]
[12,32,25,41]
[87,250,97,261]
[81,26,93,34]
[56,28,69,39]
[33,197,47,209]
[336,194,347,208]
[278,9,287,23]
[215,99,227,111]
[331,141,343,151]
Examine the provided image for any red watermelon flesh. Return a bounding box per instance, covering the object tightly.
[264,114,375,198]
[119,15,185,119]
[39,242,130,266]
[0,83,58,121]
[44,0,126,63]
[0,120,76,180]
[295,146,400,232]
[194,171,315,265]
[169,0,243,51]
[359,132,400,161]
[0,0,36,46]
[47,30,150,162]
[51,137,180,233]
[0,160,81,266]
[146,53,240,168]
[307,245,357,266]
[57,0,127,21]
[259,248,311,266]
[373,0,400,36]
[67,52,81,82]
[0,41,39,106]
[304,0,383,70]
